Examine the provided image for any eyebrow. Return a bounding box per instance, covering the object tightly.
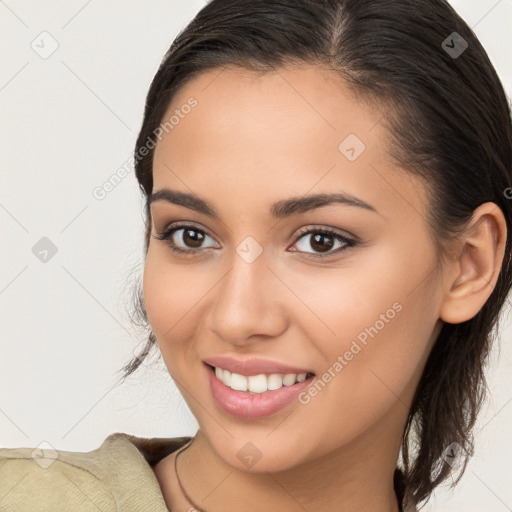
[148,187,378,219]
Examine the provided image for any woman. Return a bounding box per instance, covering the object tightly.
[1,0,510,511]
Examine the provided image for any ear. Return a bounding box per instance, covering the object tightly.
[439,202,507,324]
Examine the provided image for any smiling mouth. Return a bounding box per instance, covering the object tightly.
[205,363,315,394]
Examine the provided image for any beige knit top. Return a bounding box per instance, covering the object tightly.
[0,432,418,511]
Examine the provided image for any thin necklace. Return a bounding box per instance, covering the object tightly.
[174,439,405,512]
[174,437,207,512]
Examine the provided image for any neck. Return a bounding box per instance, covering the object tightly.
[176,401,406,512]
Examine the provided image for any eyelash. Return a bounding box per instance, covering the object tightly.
[154,222,357,259]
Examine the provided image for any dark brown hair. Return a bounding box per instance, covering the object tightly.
[118,0,512,507]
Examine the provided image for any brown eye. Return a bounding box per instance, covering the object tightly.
[155,223,356,259]
[181,228,205,248]
[155,224,219,255]
[290,227,355,258]
[309,233,335,253]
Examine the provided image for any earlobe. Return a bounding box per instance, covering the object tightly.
[439,202,507,324]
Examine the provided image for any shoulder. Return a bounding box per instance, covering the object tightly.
[0,432,191,511]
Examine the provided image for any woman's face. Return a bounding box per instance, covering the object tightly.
[143,64,446,471]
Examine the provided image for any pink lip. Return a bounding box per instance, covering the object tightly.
[203,356,314,377]
[204,363,315,419]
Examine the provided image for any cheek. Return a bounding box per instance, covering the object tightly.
[296,237,438,360]
[283,246,406,356]
[142,249,203,355]
[291,243,439,430]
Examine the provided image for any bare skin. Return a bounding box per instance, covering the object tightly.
[145,64,507,512]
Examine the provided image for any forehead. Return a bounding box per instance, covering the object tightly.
[151,65,429,224]
[158,64,381,158]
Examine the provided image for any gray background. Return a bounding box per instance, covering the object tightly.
[1,1,511,510]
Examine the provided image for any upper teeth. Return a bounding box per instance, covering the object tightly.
[214,366,308,393]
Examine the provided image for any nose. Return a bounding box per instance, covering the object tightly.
[206,248,288,347]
